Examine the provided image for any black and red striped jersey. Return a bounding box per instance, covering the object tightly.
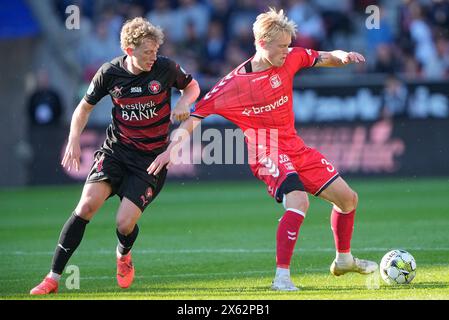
[84,55,192,154]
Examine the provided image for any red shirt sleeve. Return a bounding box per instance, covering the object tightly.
[288,47,319,73]
[191,96,216,119]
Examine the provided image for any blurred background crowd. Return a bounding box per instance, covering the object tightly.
[57,0,449,84]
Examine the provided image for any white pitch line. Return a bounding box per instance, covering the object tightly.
[4,263,449,283]
[2,264,449,283]
[0,269,311,283]
[7,247,449,256]
[81,269,275,281]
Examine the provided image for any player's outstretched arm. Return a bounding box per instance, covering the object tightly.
[147,116,202,175]
[61,99,94,171]
[171,79,201,123]
[314,50,365,67]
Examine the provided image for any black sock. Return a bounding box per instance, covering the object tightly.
[116,224,139,256]
[51,212,89,274]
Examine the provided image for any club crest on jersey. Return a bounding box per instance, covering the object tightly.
[270,74,282,89]
[148,81,162,94]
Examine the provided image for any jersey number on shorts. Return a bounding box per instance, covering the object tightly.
[321,158,335,173]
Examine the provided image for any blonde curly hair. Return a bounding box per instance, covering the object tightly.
[253,8,297,46]
[120,17,164,52]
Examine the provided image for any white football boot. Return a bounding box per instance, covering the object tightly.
[271,275,299,291]
[330,257,378,276]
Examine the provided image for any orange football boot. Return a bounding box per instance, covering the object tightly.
[116,252,135,288]
[30,277,58,295]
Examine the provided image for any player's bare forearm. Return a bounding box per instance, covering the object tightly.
[171,79,200,122]
[314,50,365,67]
[68,99,95,141]
[168,116,202,153]
[179,79,200,106]
[61,99,94,171]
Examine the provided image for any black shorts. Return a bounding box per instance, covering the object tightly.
[86,143,167,212]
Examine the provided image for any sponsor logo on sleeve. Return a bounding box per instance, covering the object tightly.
[111,86,123,98]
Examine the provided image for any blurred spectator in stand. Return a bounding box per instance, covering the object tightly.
[423,35,449,78]
[380,74,409,120]
[399,0,415,35]
[28,69,63,126]
[114,0,148,18]
[179,20,204,59]
[124,1,146,20]
[173,0,210,43]
[402,53,423,79]
[228,0,258,51]
[78,15,122,81]
[428,0,449,37]
[159,39,178,60]
[315,0,353,46]
[408,2,437,68]
[397,0,417,52]
[99,6,124,44]
[373,43,401,73]
[146,0,177,41]
[206,0,233,40]
[287,0,325,48]
[220,40,247,75]
[202,19,227,77]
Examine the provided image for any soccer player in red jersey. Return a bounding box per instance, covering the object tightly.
[148,8,377,291]
[30,18,200,295]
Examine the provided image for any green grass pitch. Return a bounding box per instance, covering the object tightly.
[1,178,448,300]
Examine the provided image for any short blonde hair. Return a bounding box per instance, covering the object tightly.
[120,17,164,52]
[253,8,297,46]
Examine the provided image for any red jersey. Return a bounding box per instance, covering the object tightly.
[192,47,318,156]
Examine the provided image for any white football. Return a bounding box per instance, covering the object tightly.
[380,249,416,285]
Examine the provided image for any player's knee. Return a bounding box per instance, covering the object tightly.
[284,190,309,213]
[338,190,358,212]
[75,201,98,220]
[116,218,135,235]
[352,191,359,208]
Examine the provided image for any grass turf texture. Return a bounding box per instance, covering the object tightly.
[1,178,448,300]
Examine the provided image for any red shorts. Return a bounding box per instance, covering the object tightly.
[250,146,339,202]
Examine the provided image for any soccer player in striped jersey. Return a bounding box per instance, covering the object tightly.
[148,8,377,291]
[30,17,200,295]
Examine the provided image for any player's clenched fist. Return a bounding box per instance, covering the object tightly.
[170,102,190,123]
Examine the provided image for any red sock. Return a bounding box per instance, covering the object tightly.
[331,208,355,253]
[276,210,305,268]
